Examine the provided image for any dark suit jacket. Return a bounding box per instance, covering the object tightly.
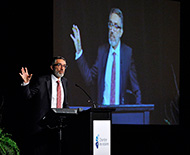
[77,43,141,105]
[21,75,69,134]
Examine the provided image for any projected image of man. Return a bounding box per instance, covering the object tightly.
[70,8,141,105]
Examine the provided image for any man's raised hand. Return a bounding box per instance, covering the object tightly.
[19,67,33,83]
[70,25,82,54]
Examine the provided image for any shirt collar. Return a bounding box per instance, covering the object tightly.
[51,74,60,82]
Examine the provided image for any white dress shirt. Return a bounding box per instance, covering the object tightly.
[51,74,64,108]
[103,41,120,105]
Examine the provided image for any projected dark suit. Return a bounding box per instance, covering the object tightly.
[77,43,141,105]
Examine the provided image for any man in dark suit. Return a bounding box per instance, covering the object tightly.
[19,56,69,155]
[70,8,141,105]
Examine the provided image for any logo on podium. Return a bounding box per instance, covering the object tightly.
[93,120,111,155]
[95,134,99,149]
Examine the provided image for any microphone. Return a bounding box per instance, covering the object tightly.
[75,84,97,108]
[126,89,137,98]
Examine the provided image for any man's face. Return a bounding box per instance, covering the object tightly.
[51,59,67,78]
[108,13,123,49]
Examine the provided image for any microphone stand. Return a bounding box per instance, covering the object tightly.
[171,64,179,96]
[126,89,138,98]
[75,84,97,108]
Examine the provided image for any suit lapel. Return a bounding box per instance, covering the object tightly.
[61,78,67,104]
[46,76,52,103]
[61,78,66,94]
[120,43,124,77]
[120,44,125,101]
[102,44,110,76]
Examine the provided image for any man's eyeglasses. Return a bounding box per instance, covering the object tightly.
[108,21,121,30]
[54,63,68,69]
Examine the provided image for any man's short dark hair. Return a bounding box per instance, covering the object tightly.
[51,56,66,65]
[109,8,123,28]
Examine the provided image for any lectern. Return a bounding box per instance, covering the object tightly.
[40,107,114,155]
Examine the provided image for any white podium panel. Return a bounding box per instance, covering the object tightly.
[93,120,111,155]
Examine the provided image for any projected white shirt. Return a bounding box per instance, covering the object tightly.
[102,41,120,105]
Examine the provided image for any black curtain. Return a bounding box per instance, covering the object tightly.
[0,1,53,153]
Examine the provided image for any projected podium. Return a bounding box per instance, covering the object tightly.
[103,104,155,124]
[70,104,154,125]
[41,107,114,155]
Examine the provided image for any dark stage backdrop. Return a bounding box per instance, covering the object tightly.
[0,1,53,151]
[53,0,180,124]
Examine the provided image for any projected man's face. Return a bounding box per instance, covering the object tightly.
[108,13,123,49]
